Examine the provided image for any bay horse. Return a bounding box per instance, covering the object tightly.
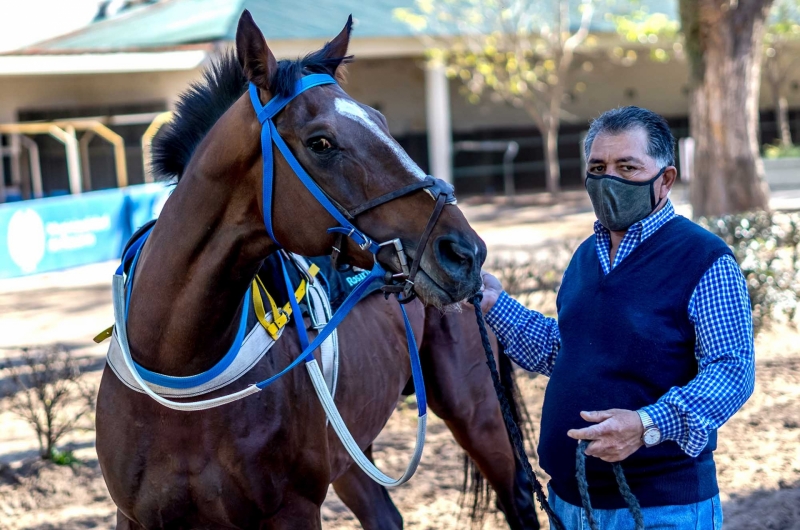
[332,303,540,529]
[96,10,536,529]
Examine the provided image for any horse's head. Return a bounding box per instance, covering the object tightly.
[231,11,485,307]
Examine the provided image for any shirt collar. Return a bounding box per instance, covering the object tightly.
[593,200,676,242]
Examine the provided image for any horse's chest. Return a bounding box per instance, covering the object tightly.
[97,366,330,527]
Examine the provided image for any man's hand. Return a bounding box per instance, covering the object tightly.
[479,271,503,313]
[566,409,644,463]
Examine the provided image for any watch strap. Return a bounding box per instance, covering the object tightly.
[637,409,655,429]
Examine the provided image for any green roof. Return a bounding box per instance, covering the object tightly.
[17,0,679,54]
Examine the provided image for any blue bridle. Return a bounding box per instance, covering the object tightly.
[249,74,381,254]
[246,72,434,413]
[115,72,465,421]
[248,73,456,300]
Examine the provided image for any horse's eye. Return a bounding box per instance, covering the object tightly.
[308,137,333,153]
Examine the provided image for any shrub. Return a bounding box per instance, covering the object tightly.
[763,142,800,159]
[698,211,800,335]
[2,346,96,462]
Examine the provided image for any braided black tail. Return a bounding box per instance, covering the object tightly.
[469,295,564,530]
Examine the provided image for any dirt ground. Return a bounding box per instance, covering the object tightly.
[1,189,799,529]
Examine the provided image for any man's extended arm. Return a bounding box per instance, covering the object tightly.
[642,254,756,457]
[484,291,561,376]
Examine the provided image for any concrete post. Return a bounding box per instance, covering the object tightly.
[425,63,453,184]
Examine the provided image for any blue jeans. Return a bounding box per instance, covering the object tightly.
[548,486,723,529]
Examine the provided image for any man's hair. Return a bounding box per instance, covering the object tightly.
[584,106,676,168]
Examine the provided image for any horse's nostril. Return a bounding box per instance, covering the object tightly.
[435,236,475,274]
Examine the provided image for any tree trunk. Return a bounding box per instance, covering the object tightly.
[772,83,793,148]
[544,123,561,194]
[680,0,773,218]
[775,93,793,147]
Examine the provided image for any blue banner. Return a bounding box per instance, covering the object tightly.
[0,184,173,279]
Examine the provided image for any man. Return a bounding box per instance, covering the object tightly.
[480,106,754,529]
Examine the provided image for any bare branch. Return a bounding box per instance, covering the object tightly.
[3,346,97,459]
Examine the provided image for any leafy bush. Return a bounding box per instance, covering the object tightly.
[763,141,800,159]
[2,346,96,462]
[698,211,800,335]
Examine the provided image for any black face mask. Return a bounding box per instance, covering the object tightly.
[585,167,667,231]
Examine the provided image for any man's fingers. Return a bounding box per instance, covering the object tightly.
[567,423,605,440]
[583,440,605,457]
[580,410,614,423]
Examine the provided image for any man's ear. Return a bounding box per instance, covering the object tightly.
[320,15,353,79]
[659,166,678,199]
[236,10,277,89]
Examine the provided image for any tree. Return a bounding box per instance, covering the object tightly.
[3,346,96,461]
[680,0,774,217]
[764,0,800,148]
[395,0,597,194]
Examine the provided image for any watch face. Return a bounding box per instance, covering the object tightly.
[643,428,661,446]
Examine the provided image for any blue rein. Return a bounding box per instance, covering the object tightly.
[119,73,427,419]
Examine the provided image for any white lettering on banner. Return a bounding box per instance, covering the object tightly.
[7,209,46,273]
[47,233,97,252]
[45,214,111,253]
[46,215,111,237]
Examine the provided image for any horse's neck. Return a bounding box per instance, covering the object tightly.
[126,104,273,376]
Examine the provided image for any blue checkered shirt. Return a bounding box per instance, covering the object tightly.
[486,201,755,457]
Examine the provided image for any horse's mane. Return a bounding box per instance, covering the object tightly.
[152,45,351,181]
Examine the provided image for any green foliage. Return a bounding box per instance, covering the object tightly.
[698,211,800,335]
[394,0,597,117]
[763,141,800,159]
[766,0,800,42]
[48,448,80,467]
[609,8,680,62]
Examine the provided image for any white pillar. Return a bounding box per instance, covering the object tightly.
[425,63,453,184]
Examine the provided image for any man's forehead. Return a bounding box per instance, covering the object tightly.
[588,127,650,161]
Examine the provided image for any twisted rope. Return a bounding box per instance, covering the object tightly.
[469,294,564,530]
[576,440,645,530]
[575,441,599,530]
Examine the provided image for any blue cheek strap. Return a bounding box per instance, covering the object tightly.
[248,76,378,255]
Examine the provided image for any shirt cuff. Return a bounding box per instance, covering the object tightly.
[485,291,526,334]
[642,401,685,446]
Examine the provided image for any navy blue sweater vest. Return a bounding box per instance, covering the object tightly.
[539,216,733,509]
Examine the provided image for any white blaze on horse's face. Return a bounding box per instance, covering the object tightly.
[334,98,427,180]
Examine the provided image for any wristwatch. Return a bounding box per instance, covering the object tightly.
[637,409,662,448]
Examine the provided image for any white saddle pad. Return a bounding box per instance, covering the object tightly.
[106,253,339,399]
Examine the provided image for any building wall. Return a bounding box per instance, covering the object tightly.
[0,69,201,123]
[2,52,800,196]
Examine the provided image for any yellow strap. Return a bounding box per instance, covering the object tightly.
[94,266,320,346]
[255,275,281,319]
[252,273,311,340]
[94,325,114,343]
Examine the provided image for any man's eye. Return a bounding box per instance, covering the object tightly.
[307,137,333,153]
[590,166,604,173]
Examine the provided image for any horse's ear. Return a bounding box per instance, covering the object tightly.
[236,10,277,89]
[321,15,353,76]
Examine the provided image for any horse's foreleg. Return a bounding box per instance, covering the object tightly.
[261,494,322,530]
[332,445,403,530]
[115,509,143,530]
